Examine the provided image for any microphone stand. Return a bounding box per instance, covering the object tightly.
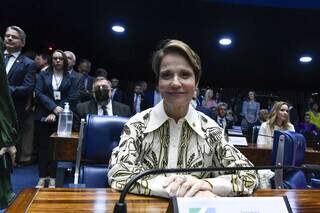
[113,165,296,213]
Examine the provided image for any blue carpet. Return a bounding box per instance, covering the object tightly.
[0,164,38,212]
[11,164,38,195]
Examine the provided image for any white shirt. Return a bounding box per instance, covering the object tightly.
[134,93,141,112]
[4,50,21,74]
[41,65,49,72]
[111,88,117,99]
[217,116,226,129]
[97,100,113,116]
[52,73,63,91]
[257,122,295,146]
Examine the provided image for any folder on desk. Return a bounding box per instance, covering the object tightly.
[168,196,292,213]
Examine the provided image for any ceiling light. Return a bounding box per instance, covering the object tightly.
[112,25,125,33]
[299,56,312,63]
[219,38,232,46]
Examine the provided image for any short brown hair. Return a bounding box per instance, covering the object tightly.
[152,39,202,83]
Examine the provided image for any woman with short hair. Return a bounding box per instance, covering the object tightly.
[108,39,257,198]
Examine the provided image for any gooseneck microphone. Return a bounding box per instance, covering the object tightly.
[113,165,301,213]
[113,165,320,213]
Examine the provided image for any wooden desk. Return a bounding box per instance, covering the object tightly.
[238,144,320,165]
[51,132,79,161]
[6,188,320,212]
[51,133,320,165]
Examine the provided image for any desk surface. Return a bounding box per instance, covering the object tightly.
[6,188,320,213]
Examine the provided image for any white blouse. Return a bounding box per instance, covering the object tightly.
[257,122,295,146]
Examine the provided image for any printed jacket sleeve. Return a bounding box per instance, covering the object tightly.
[108,115,169,197]
[204,127,258,196]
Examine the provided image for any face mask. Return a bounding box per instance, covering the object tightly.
[94,88,109,103]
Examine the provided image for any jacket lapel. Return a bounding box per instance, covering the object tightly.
[89,100,98,115]
[7,54,22,81]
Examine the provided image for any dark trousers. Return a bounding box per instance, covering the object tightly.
[36,120,57,178]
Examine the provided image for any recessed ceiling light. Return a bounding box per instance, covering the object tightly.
[299,56,312,63]
[112,25,125,33]
[219,38,232,46]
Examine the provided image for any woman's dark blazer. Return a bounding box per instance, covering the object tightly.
[34,69,77,121]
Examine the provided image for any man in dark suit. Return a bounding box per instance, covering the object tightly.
[4,26,37,163]
[213,102,234,130]
[111,78,124,103]
[76,77,131,128]
[126,83,148,115]
[64,51,83,87]
[78,59,94,102]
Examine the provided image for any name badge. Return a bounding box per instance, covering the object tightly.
[54,91,61,100]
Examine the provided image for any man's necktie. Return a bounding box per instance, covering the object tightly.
[4,54,12,68]
[219,118,224,128]
[101,105,108,115]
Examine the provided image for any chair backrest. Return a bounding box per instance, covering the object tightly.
[272,130,307,189]
[83,115,129,162]
[251,125,260,144]
[79,165,109,188]
[272,130,306,166]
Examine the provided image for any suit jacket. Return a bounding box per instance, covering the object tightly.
[196,105,214,119]
[69,69,83,89]
[126,92,148,115]
[76,99,131,118]
[213,115,234,130]
[112,88,124,103]
[34,69,77,120]
[78,74,94,102]
[6,53,37,121]
[74,99,131,131]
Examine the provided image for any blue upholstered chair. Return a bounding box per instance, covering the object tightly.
[79,115,129,188]
[272,130,320,189]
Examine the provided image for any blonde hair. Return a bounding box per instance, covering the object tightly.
[152,39,202,84]
[267,101,291,130]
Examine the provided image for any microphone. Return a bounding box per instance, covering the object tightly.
[257,133,274,138]
[113,165,317,213]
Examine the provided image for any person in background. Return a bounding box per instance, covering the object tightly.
[126,83,148,115]
[78,59,94,102]
[145,85,163,107]
[306,103,320,130]
[257,101,295,146]
[0,36,19,210]
[111,78,124,103]
[3,26,37,165]
[64,51,83,91]
[213,102,233,130]
[287,100,299,126]
[108,39,257,198]
[202,88,216,109]
[94,67,108,78]
[191,90,213,118]
[35,53,50,72]
[254,109,269,126]
[34,50,77,188]
[241,91,260,141]
[140,80,148,93]
[76,77,131,124]
[297,113,318,147]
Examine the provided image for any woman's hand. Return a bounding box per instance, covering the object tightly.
[163,175,213,197]
[45,113,56,123]
[7,146,17,166]
[53,106,63,115]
